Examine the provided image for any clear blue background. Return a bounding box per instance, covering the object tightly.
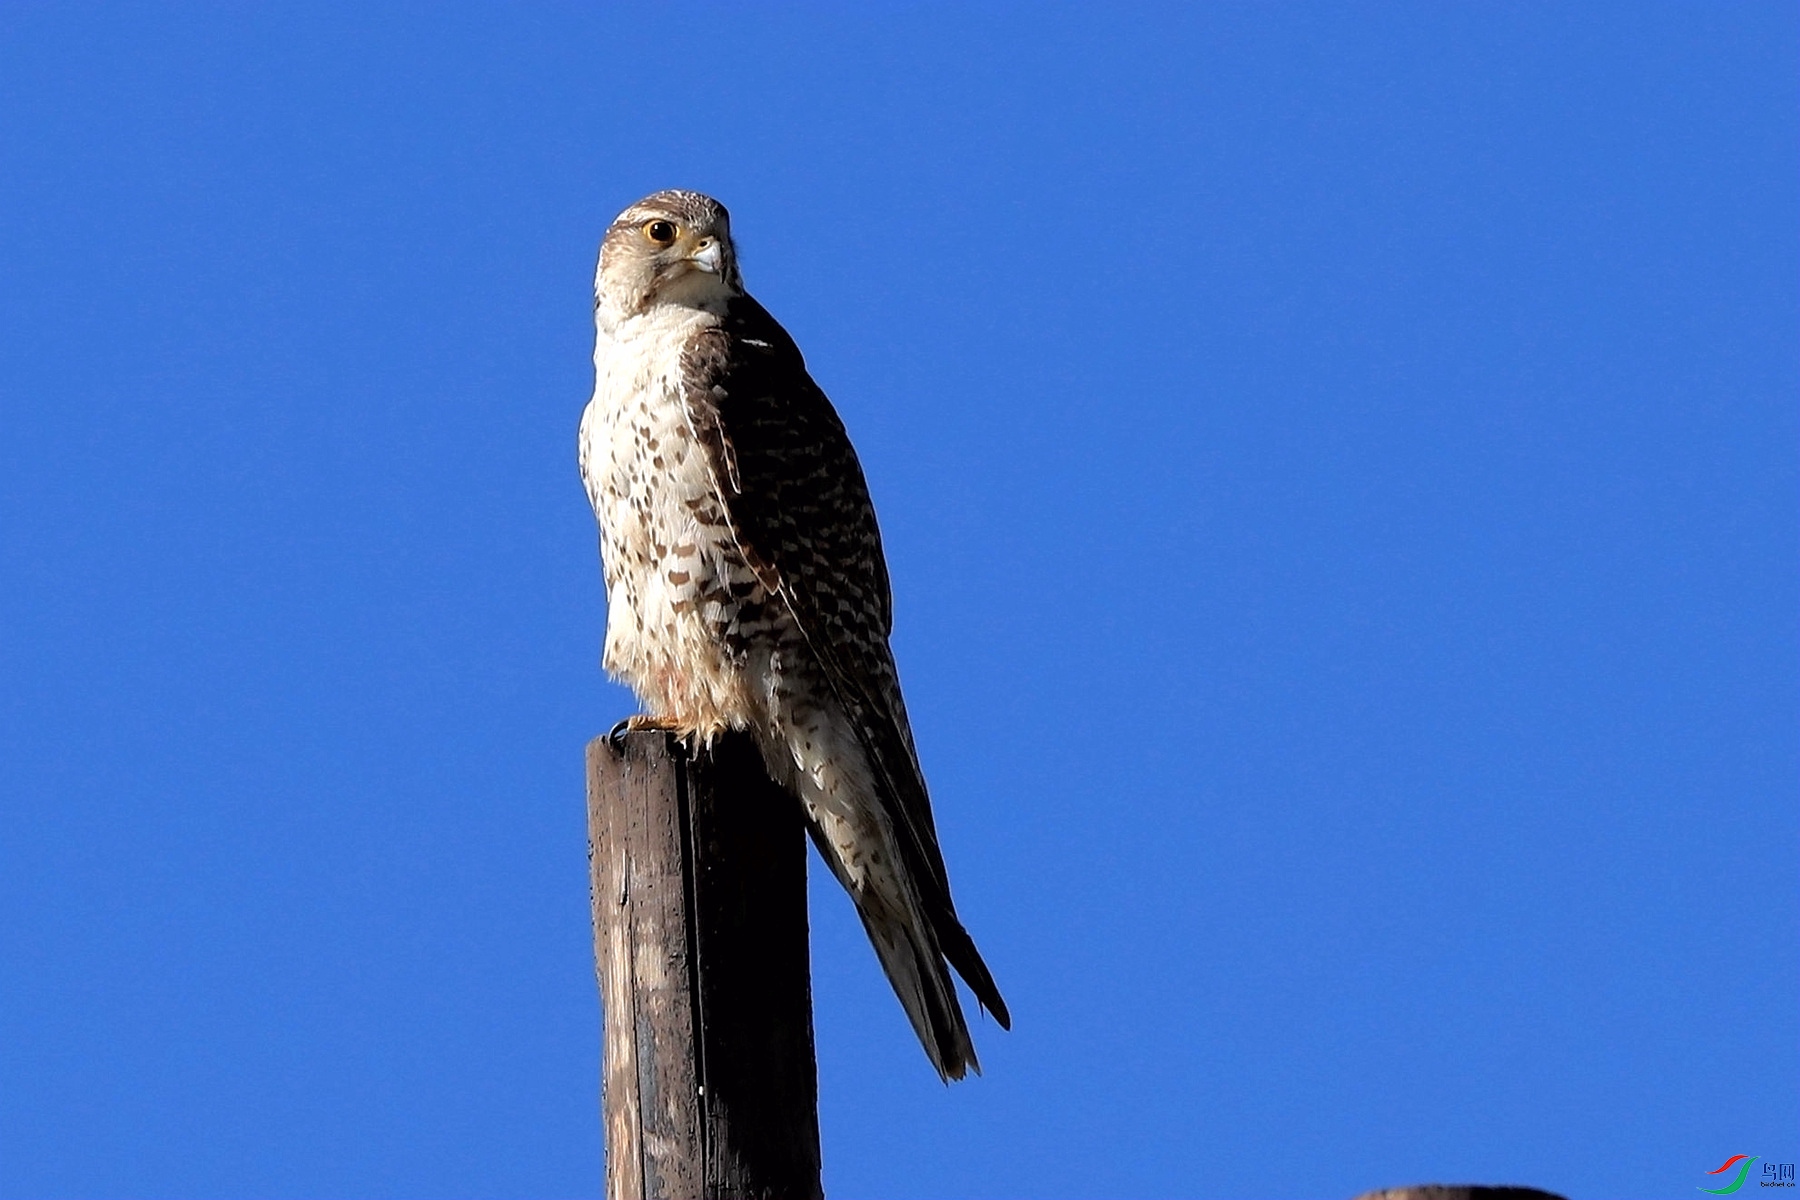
[2,4,1793,1198]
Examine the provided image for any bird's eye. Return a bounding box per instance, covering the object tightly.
[644,220,678,246]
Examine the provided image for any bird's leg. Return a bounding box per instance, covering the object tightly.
[606,714,687,751]
[627,714,685,733]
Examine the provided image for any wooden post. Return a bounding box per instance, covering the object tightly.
[1352,1188,1568,1200]
[586,729,824,1200]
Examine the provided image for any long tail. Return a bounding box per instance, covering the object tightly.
[800,818,1008,1082]
[859,882,979,1081]
[759,705,1009,1080]
[925,889,1011,1033]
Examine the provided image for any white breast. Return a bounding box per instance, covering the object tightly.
[579,303,714,535]
[579,304,768,734]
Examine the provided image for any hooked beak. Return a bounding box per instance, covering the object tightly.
[689,236,723,274]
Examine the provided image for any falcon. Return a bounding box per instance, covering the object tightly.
[578,189,1009,1080]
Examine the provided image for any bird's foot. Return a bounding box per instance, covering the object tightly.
[606,714,688,751]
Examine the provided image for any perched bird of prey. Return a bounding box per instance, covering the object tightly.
[578,189,1009,1080]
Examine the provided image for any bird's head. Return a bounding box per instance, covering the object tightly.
[595,189,741,328]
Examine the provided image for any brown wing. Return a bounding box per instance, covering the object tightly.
[679,295,1009,1028]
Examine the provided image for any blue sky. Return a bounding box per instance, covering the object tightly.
[1,4,1793,1198]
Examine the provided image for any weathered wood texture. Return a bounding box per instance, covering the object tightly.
[587,730,824,1200]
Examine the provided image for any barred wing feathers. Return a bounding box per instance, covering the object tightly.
[677,296,1010,1039]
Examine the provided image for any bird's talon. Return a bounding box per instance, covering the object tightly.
[608,714,687,752]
